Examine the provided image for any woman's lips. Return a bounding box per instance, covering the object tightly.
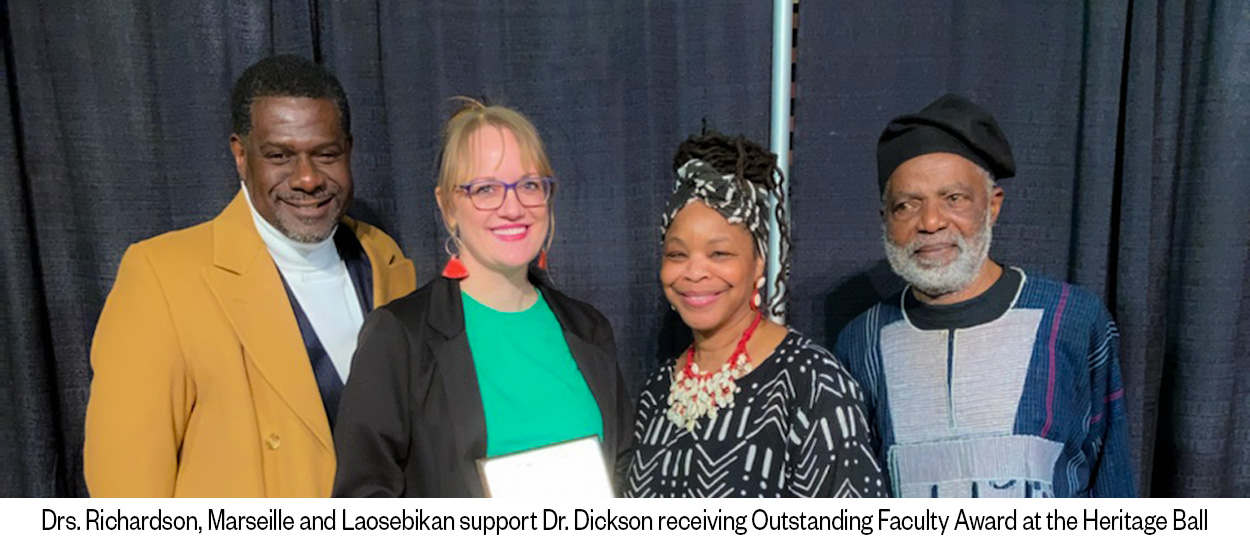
[491,224,530,242]
[678,290,723,308]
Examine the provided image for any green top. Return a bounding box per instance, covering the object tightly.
[462,289,604,457]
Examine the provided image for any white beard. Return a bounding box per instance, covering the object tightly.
[883,211,993,297]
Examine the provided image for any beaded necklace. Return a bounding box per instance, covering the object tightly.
[666,312,763,432]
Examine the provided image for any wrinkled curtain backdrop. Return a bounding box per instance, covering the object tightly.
[0,0,1245,497]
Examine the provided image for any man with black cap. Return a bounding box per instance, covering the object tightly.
[835,94,1134,497]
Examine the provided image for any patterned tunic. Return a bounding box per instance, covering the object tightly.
[835,269,1135,497]
[625,331,887,498]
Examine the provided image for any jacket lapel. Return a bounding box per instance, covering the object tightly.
[541,287,621,462]
[202,192,333,453]
[347,218,416,306]
[426,278,489,497]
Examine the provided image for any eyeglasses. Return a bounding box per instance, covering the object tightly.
[457,176,555,210]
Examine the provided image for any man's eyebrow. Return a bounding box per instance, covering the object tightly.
[888,190,921,203]
[257,140,344,151]
[937,182,975,195]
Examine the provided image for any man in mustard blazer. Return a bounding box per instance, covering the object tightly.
[84,55,416,497]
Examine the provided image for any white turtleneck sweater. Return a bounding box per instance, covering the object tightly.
[242,186,364,382]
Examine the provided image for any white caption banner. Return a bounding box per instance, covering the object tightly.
[1,498,1230,549]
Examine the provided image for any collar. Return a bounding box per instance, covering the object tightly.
[901,265,1026,330]
[241,181,341,273]
[427,272,596,344]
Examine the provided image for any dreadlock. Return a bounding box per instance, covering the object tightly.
[672,131,783,195]
[670,129,792,320]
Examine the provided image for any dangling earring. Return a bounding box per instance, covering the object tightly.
[441,236,469,279]
[751,276,765,311]
[538,210,554,270]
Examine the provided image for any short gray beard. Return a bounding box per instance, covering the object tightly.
[274,215,339,244]
[883,211,993,297]
[270,198,346,244]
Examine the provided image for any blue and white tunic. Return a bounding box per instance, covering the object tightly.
[835,267,1134,497]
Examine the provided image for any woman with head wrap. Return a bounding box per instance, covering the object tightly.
[332,100,632,497]
[624,131,887,497]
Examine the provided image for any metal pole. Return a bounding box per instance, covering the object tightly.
[767,0,793,323]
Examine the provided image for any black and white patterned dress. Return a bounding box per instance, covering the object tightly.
[625,331,887,497]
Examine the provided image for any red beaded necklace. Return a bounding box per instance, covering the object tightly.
[667,311,764,432]
[684,311,763,378]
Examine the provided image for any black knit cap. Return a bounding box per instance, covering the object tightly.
[876,93,1015,192]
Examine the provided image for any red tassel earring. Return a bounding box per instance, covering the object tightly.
[442,257,469,279]
[538,249,549,270]
[442,236,469,279]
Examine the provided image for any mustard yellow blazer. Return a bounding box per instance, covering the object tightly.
[85,192,416,497]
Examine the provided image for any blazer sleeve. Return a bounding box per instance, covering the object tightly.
[333,307,413,497]
[85,243,192,497]
[593,309,635,494]
[613,370,635,495]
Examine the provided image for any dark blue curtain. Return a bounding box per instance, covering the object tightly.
[1118,0,1250,497]
[1,0,1246,497]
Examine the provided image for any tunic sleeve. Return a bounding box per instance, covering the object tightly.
[1084,311,1136,497]
[788,349,888,497]
[834,319,888,468]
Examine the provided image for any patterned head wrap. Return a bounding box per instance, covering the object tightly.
[660,155,791,319]
[662,159,768,258]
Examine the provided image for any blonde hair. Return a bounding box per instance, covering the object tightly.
[436,98,556,249]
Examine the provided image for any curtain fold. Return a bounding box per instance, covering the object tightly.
[1,2,61,497]
[1121,0,1250,497]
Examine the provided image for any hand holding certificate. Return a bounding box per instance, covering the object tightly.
[477,436,614,497]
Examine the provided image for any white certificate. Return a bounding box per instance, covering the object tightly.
[476,436,614,498]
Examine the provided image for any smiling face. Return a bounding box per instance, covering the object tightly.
[881,152,1002,296]
[661,201,764,333]
[438,125,549,276]
[230,96,352,243]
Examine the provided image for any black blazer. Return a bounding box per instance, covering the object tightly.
[332,275,633,497]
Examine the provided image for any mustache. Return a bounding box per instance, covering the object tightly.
[904,231,964,253]
[276,188,337,203]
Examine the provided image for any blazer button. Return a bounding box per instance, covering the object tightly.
[265,433,281,450]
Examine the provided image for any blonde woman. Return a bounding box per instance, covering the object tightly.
[333,101,632,497]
